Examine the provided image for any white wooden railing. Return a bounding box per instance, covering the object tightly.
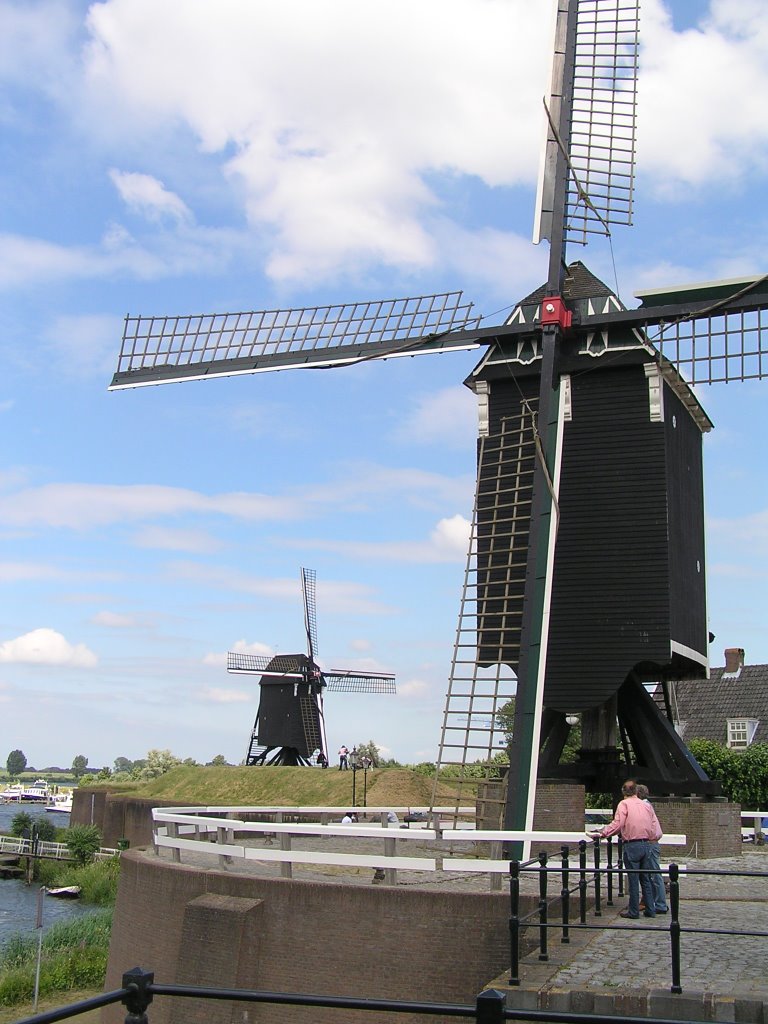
[0,835,119,860]
[151,805,687,889]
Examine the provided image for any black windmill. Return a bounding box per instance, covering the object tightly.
[227,568,395,766]
[110,2,768,832]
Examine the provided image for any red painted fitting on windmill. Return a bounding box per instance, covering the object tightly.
[540,296,572,329]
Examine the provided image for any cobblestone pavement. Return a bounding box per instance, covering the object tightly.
[541,851,768,997]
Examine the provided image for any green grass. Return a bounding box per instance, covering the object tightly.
[0,911,112,1007]
[83,764,468,807]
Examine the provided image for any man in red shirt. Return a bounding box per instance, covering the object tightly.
[591,779,662,918]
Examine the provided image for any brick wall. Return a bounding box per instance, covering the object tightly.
[104,851,522,1024]
[652,800,742,859]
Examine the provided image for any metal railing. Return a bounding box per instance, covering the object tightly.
[10,966,745,1024]
[507,840,768,994]
[0,835,119,860]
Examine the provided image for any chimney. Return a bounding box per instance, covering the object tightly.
[724,648,745,674]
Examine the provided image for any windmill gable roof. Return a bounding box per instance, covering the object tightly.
[672,661,768,745]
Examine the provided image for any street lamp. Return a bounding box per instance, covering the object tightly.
[349,748,359,807]
[360,756,372,807]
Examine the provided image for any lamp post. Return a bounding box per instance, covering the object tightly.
[349,748,358,808]
[360,756,372,807]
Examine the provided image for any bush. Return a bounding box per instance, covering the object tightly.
[63,825,102,866]
[9,812,33,838]
[688,739,768,807]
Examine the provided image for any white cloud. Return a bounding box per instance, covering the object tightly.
[396,679,430,697]
[638,0,768,187]
[395,387,476,449]
[133,526,224,553]
[0,627,97,667]
[110,169,193,224]
[200,687,251,703]
[203,639,274,667]
[81,0,549,283]
[0,561,65,582]
[92,610,139,628]
[42,313,122,377]
[289,514,470,564]
[0,483,298,529]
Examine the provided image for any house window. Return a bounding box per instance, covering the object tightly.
[726,719,759,749]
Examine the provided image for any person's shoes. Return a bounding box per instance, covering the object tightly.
[656,908,668,914]
[643,910,656,917]
[620,911,639,919]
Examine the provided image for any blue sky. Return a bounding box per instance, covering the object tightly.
[1,0,767,771]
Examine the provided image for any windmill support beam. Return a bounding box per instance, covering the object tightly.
[502,325,562,856]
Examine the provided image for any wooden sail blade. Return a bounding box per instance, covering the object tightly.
[227,652,304,679]
[301,567,318,663]
[534,0,639,248]
[323,671,396,694]
[110,292,481,389]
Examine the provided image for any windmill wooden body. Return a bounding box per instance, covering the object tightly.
[110,0,768,834]
[227,568,395,766]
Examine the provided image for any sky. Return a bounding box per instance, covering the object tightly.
[1,0,767,772]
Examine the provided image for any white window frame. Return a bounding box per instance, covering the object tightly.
[726,718,759,749]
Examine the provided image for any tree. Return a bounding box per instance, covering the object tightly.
[353,740,381,767]
[207,754,228,766]
[71,754,89,779]
[6,749,27,779]
[132,749,181,780]
[114,756,134,774]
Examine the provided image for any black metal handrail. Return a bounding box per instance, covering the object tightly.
[507,841,768,995]
[9,967,745,1024]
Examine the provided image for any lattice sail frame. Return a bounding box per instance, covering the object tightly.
[534,0,639,246]
[111,292,480,387]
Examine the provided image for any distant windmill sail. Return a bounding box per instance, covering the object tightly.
[225,569,395,766]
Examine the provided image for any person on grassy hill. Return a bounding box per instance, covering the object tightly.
[338,745,349,770]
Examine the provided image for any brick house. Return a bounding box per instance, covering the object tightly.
[670,648,768,749]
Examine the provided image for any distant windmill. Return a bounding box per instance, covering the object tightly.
[227,568,395,766]
[111,1,768,832]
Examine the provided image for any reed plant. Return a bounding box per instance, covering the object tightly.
[0,910,112,1006]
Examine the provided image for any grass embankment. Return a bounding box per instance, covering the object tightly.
[94,764,469,807]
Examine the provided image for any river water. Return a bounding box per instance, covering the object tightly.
[0,802,92,947]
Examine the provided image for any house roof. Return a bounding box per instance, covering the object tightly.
[672,662,768,745]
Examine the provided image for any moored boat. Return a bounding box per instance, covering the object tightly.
[45,792,73,813]
[46,885,81,899]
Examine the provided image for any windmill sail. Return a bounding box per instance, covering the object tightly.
[534,0,639,247]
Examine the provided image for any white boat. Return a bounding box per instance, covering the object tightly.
[45,792,73,813]
[1,779,50,802]
[20,779,50,802]
[46,885,81,899]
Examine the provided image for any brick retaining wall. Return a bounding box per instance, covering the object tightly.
[104,850,515,1024]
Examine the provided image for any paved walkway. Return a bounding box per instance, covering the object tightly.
[489,849,768,1021]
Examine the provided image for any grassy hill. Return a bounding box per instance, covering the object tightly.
[89,765,471,807]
